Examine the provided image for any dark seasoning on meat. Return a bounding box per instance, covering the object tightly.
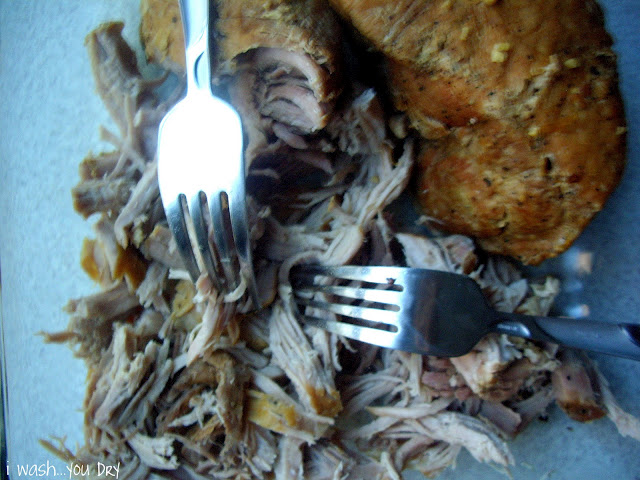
[43,1,640,479]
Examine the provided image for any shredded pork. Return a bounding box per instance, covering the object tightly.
[46,10,640,480]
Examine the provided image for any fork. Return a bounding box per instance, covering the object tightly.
[157,0,259,306]
[291,265,640,360]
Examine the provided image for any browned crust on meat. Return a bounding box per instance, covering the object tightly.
[214,0,342,77]
[139,0,343,97]
[417,96,625,265]
[140,0,185,73]
[329,0,626,264]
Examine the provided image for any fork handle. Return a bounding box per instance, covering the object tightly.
[493,313,640,360]
[179,0,212,91]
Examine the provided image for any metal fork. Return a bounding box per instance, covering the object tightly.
[157,0,259,305]
[291,265,640,360]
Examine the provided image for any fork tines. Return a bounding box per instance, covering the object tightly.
[167,188,260,308]
[290,265,407,348]
[292,264,409,286]
[181,190,241,291]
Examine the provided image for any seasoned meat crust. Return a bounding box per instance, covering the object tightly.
[328,0,626,264]
[140,0,342,91]
[214,0,342,80]
[140,0,184,73]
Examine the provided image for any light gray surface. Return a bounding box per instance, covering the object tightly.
[0,1,638,479]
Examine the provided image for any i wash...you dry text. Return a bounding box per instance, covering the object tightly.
[8,461,120,478]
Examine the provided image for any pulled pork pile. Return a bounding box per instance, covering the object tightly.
[46,11,640,480]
